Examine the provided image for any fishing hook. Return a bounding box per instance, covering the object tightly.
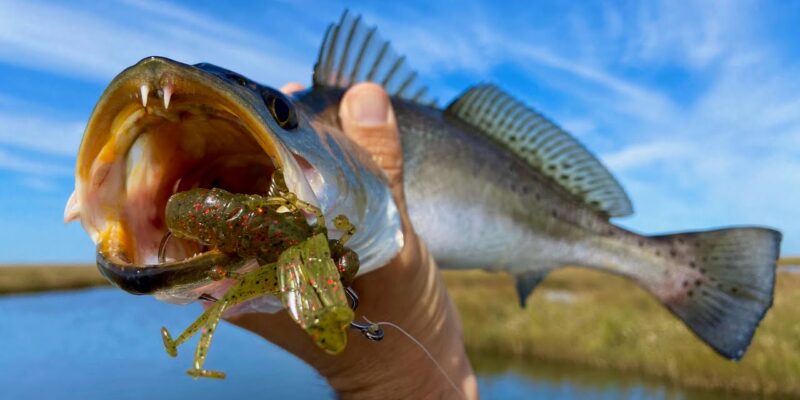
[158,231,173,264]
[346,286,384,341]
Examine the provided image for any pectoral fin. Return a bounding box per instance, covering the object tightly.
[515,270,550,308]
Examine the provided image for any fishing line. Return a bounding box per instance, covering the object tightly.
[361,316,466,400]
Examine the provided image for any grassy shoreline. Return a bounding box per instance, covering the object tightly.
[443,268,800,397]
[3,264,799,396]
[0,265,106,295]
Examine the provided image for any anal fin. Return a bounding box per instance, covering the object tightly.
[515,270,550,308]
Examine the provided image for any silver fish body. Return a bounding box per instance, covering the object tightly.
[296,11,782,360]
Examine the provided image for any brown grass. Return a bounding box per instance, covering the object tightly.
[0,265,107,295]
[443,267,800,397]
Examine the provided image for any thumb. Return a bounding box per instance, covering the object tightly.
[339,83,405,198]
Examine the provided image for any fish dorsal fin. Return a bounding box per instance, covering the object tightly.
[445,84,633,218]
[313,11,435,105]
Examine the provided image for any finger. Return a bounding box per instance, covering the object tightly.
[339,83,404,198]
[280,82,305,94]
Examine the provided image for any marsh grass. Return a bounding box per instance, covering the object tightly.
[0,265,106,294]
[443,267,800,396]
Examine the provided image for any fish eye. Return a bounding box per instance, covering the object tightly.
[267,93,298,130]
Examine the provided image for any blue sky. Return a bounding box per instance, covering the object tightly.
[1,0,799,263]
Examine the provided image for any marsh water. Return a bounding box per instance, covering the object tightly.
[0,289,783,399]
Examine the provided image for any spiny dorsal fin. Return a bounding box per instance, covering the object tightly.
[313,11,435,106]
[445,84,633,218]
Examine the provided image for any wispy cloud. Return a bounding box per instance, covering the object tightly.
[0,148,72,176]
[603,141,694,171]
[0,114,84,156]
[17,176,61,192]
[624,1,753,70]
[0,1,312,85]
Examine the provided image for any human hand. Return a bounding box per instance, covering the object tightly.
[226,82,478,399]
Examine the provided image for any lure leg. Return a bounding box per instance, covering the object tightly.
[161,300,223,358]
[185,301,228,379]
[264,192,326,231]
[162,263,282,378]
[332,215,356,246]
[160,265,242,357]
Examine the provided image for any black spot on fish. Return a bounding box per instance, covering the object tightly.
[670,249,677,257]
[700,268,706,274]
[522,186,530,194]
[687,290,694,297]
[551,210,558,218]
[683,281,689,288]
[638,240,644,247]
[689,262,696,269]
[731,287,738,294]
[655,250,661,256]
[695,280,702,287]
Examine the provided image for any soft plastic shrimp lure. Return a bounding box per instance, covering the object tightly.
[158,172,377,379]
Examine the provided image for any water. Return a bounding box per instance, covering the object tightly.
[471,355,771,400]
[0,289,779,399]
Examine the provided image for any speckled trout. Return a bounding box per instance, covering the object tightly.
[65,12,781,360]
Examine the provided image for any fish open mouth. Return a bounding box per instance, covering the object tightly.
[69,57,314,298]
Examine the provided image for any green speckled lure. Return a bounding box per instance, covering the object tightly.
[157,172,365,379]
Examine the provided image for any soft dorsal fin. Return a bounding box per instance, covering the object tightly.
[313,11,435,106]
[445,84,633,218]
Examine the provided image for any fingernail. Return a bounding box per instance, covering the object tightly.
[347,87,389,126]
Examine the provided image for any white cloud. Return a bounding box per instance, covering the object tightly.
[603,142,694,171]
[0,114,84,156]
[365,6,678,124]
[0,1,311,85]
[624,1,751,70]
[17,176,61,192]
[0,148,71,176]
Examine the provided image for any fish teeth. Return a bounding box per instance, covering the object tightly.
[163,84,173,109]
[140,84,149,107]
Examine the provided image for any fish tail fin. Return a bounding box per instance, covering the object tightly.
[649,227,781,360]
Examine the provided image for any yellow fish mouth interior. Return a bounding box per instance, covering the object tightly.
[74,57,291,291]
